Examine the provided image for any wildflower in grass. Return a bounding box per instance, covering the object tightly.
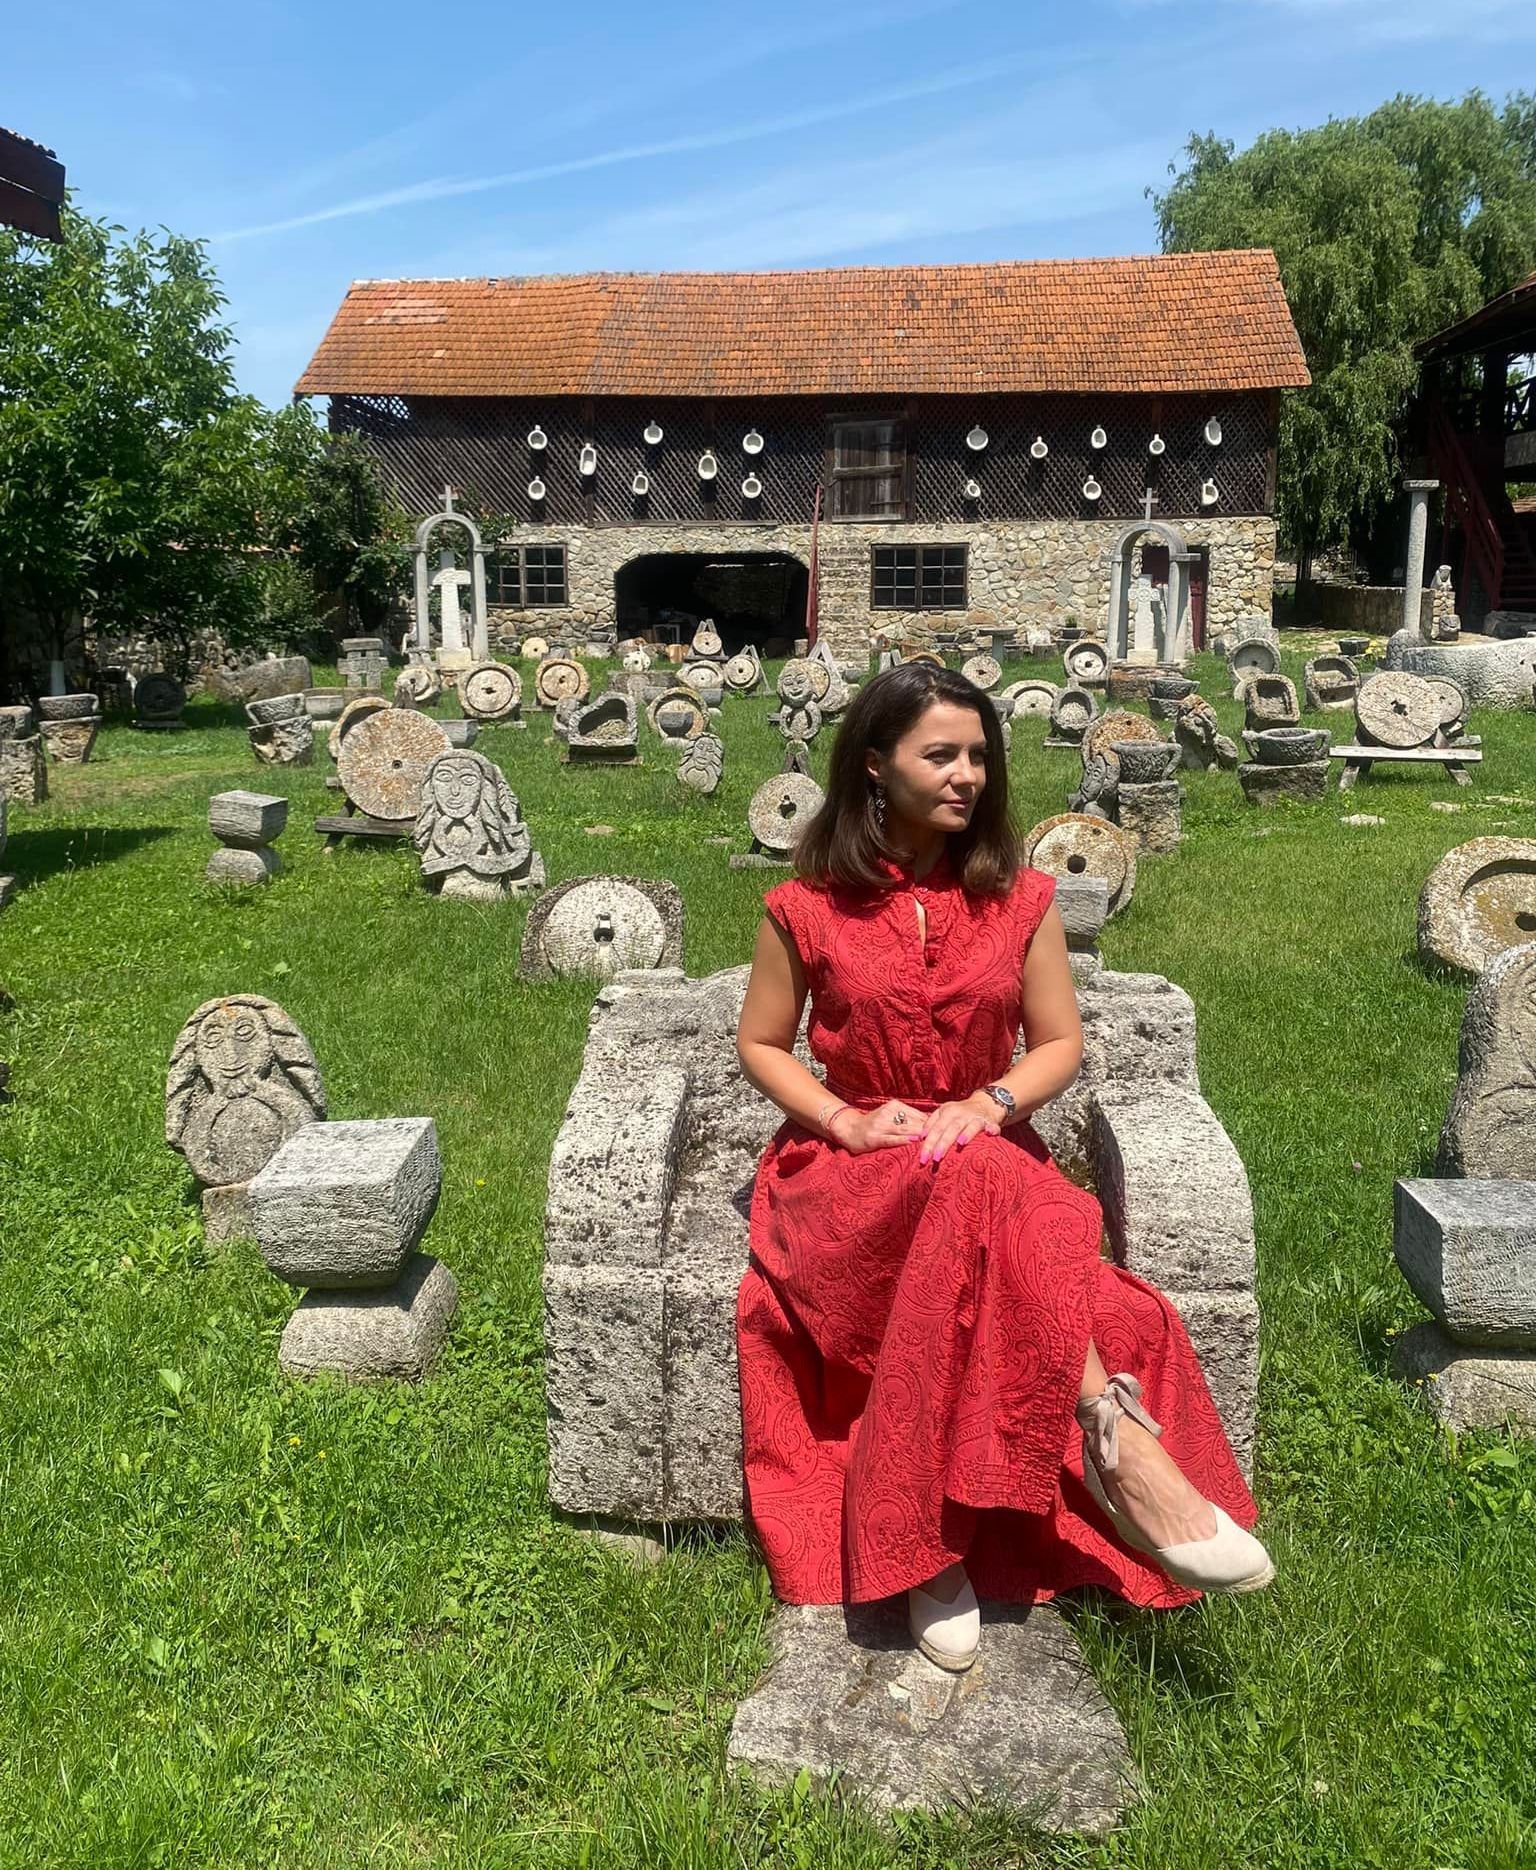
[1352,1160,1363,1173]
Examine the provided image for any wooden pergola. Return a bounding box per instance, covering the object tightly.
[0,127,65,241]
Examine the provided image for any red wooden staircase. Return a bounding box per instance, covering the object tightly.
[1429,402,1536,614]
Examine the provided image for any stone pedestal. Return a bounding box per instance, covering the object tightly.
[1116,780,1182,852]
[1393,1321,1536,1431]
[1238,760,1328,806]
[1402,479,1439,640]
[207,789,287,886]
[40,718,100,764]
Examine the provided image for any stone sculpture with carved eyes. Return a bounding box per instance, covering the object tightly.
[165,994,325,1188]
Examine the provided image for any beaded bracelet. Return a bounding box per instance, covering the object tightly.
[814,1096,849,1137]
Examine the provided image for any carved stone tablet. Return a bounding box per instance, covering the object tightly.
[166,994,325,1188]
[961,653,1001,691]
[691,622,723,659]
[749,773,825,854]
[413,748,535,896]
[678,733,724,793]
[1082,708,1162,762]
[1063,639,1109,685]
[780,657,830,703]
[1002,679,1058,718]
[1022,813,1137,916]
[1357,671,1440,749]
[1437,942,1536,1179]
[339,708,451,820]
[777,700,822,744]
[1418,838,1536,976]
[535,656,588,709]
[394,665,442,709]
[327,694,390,762]
[460,660,522,721]
[647,687,708,741]
[520,876,683,982]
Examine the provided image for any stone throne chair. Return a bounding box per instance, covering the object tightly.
[541,959,1262,1830]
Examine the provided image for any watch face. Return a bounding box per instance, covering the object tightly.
[988,1085,1015,1110]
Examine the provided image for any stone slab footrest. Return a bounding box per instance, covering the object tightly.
[726,1598,1134,1834]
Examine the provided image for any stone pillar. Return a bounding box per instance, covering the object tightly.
[1403,479,1439,640]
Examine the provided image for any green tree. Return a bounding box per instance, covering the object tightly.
[1153,91,1536,571]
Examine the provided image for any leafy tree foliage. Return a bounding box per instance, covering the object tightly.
[1153,92,1536,565]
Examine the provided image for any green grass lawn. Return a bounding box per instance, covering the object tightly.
[1,649,1534,1869]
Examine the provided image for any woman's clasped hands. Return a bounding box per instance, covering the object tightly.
[830,1096,1001,1164]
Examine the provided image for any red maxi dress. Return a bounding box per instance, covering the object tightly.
[736,848,1258,1610]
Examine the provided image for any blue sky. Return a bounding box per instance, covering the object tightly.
[9,0,1535,407]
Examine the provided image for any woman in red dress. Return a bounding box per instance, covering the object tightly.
[735,661,1272,1671]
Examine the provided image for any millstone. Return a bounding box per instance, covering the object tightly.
[681,660,725,693]
[327,694,390,761]
[778,700,822,743]
[135,673,186,717]
[1003,679,1057,717]
[723,652,760,693]
[522,636,549,659]
[536,880,668,980]
[692,622,723,658]
[338,709,450,819]
[1082,708,1162,762]
[460,660,522,721]
[1023,812,1137,915]
[1228,638,1279,679]
[535,656,588,709]
[961,653,1001,691]
[395,665,441,707]
[1357,672,1440,749]
[1417,838,1536,976]
[749,773,825,853]
[1063,639,1110,683]
[647,687,708,741]
[1422,674,1469,731]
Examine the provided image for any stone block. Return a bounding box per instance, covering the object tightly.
[205,655,312,705]
[1438,942,1536,1178]
[543,1067,687,1267]
[1393,1179,1536,1346]
[279,1253,458,1382]
[726,1599,1132,1832]
[1392,1321,1536,1432]
[250,1117,441,1289]
[1054,874,1109,951]
[1115,780,1182,853]
[208,789,288,849]
[201,1180,252,1245]
[1238,760,1328,806]
[544,1262,665,1517]
[1163,1290,1259,1479]
[40,719,99,765]
[206,847,282,886]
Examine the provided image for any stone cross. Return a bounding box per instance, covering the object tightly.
[433,548,473,657]
[1128,574,1158,665]
[1141,488,1158,524]
[338,639,387,690]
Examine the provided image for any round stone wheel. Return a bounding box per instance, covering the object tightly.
[1082,708,1161,762]
[1422,674,1469,731]
[647,687,708,741]
[395,665,442,707]
[1002,679,1058,718]
[338,708,450,820]
[1357,672,1441,749]
[1023,812,1137,916]
[1417,836,1536,975]
[535,656,588,709]
[461,660,523,721]
[961,653,1001,692]
[522,636,550,660]
[135,673,187,717]
[1063,639,1109,683]
[692,623,723,659]
[749,773,825,854]
[327,693,390,761]
[722,653,759,692]
[1049,686,1098,736]
[537,880,668,981]
[778,699,822,743]
[681,659,725,693]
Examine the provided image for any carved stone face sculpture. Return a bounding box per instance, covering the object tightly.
[166,994,325,1187]
[413,749,532,882]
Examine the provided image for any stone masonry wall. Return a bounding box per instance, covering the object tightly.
[483,516,1276,664]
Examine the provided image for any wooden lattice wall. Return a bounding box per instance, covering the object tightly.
[331,392,1274,526]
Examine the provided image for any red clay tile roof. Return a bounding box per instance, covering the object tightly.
[294,253,1310,399]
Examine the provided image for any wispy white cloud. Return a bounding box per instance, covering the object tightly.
[214,48,1052,244]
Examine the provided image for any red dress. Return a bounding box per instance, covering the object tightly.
[736,847,1257,1609]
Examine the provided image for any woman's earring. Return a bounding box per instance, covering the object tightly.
[873,784,886,829]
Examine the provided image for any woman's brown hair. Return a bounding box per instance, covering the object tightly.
[791,660,1022,895]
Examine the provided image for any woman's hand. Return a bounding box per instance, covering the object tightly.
[916,1095,1000,1166]
[831,1099,927,1154]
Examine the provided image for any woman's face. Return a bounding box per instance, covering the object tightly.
[867,698,988,839]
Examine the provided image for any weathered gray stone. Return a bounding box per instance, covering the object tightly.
[166,994,325,1190]
[205,656,311,705]
[647,687,709,742]
[1243,672,1300,730]
[1241,728,1330,767]
[1393,1321,1536,1431]
[775,699,823,743]
[1063,638,1110,687]
[1417,839,1536,977]
[1394,1178,1536,1346]
[544,1261,666,1514]
[302,688,349,720]
[534,655,589,710]
[206,846,282,886]
[1082,709,1162,764]
[545,1065,689,1270]
[340,709,450,819]
[279,1253,458,1382]
[209,790,288,849]
[201,1179,253,1245]
[1115,780,1182,853]
[326,693,390,762]
[677,732,723,793]
[1021,814,1136,915]
[1046,685,1097,746]
[246,696,315,768]
[1356,671,1441,749]
[0,735,46,805]
[726,1599,1133,1833]
[394,665,442,709]
[133,673,186,725]
[748,773,824,855]
[460,660,522,722]
[414,748,541,900]
[1304,653,1359,712]
[1001,678,1058,718]
[564,692,640,764]
[1238,760,1329,805]
[251,1117,441,1289]
[1054,874,1109,952]
[1385,629,1536,711]
[519,876,684,981]
[1437,943,1536,1177]
[440,718,478,748]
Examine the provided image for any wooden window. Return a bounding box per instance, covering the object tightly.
[828,418,905,519]
[487,545,567,606]
[871,544,967,610]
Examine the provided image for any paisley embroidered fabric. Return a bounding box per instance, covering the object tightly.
[737,848,1257,1608]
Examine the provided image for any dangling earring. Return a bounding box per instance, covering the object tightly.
[873,783,887,830]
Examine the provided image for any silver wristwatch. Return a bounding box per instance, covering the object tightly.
[981,1083,1016,1122]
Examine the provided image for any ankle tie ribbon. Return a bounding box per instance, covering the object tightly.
[1075,1372,1164,1476]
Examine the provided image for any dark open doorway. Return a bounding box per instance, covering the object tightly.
[614,553,809,654]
